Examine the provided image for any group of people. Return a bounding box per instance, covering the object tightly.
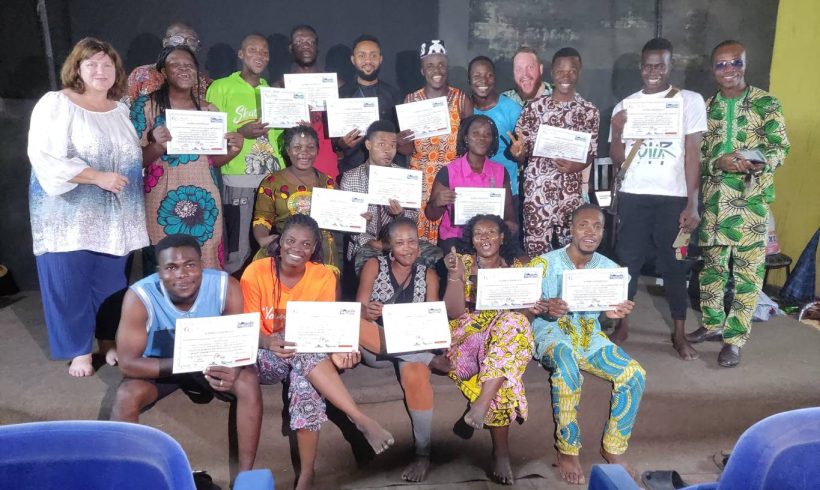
[26,19,788,488]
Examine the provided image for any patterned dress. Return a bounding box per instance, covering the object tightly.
[406,87,466,243]
[699,86,789,346]
[530,249,645,456]
[130,95,223,269]
[448,254,534,427]
[252,169,339,272]
[515,94,599,256]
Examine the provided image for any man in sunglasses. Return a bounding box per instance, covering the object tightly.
[125,22,212,105]
[685,40,790,367]
[608,38,707,361]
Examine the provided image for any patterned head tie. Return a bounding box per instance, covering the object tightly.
[419,40,447,59]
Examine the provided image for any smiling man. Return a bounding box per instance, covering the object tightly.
[685,40,789,367]
[530,204,644,486]
[206,34,285,274]
[501,46,553,106]
[608,38,706,360]
[511,47,599,257]
[112,234,262,473]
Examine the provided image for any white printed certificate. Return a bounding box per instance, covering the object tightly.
[283,72,339,111]
[476,267,543,311]
[172,313,260,374]
[396,96,451,140]
[622,98,683,139]
[453,187,505,226]
[367,165,423,208]
[284,301,360,353]
[533,125,592,162]
[382,302,451,353]
[165,109,227,155]
[310,187,368,233]
[326,97,379,137]
[259,87,310,128]
[561,267,629,312]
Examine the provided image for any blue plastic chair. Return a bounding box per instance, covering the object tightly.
[0,420,273,489]
[588,407,820,490]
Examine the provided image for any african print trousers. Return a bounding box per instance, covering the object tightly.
[449,311,534,427]
[257,349,327,431]
[541,341,645,456]
[699,244,766,347]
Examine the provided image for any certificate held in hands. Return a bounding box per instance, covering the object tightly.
[285,301,360,353]
[259,87,310,128]
[476,267,543,310]
[561,267,629,312]
[396,96,451,140]
[382,302,451,354]
[165,109,228,155]
[310,187,368,233]
[367,165,423,208]
[454,187,505,226]
[621,98,683,139]
[283,72,339,111]
[172,312,260,374]
[533,125,592,163]
[326,97,380,137]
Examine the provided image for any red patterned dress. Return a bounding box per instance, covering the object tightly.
[405,87,466,243]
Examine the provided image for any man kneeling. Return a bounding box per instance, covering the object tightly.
[530,204,646,485]
[112,234,262,472]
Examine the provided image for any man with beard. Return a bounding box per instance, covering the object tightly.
[501,46,553,106]
[510,47,599,257]
[125,22,211,105]
[607,38,706,360]
[278,25,340,180]
[337,35,403,173]
[207,34,284,274]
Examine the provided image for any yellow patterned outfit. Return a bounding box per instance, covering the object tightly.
[699,86,789,346]
[448,254,534,426]
[531,249,646,456]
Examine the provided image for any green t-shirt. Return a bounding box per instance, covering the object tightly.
[206,72,284,181]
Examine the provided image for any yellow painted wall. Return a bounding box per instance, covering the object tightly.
[769,0,820,292]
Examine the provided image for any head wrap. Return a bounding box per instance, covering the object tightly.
[419,40,447,59]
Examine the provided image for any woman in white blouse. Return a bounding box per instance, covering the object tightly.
[27,38,148,376]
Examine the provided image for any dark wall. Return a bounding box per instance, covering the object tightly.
[0,0,779,289]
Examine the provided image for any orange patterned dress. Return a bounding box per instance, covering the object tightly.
[405,87,465,243]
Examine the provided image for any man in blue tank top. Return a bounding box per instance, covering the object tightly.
[111,234,262,473]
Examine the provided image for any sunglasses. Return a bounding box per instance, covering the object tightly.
[714,58,744,71]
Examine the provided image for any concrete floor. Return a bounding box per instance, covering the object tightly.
[2,282,819,489]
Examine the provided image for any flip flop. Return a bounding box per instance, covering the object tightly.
[641,470,689,490]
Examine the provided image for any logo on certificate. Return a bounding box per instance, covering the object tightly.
[339,308,357,316]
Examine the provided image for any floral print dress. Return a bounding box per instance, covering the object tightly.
[130,95,223,269]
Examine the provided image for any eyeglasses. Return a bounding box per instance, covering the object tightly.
[167,34,201,49]
[714,58,744,71]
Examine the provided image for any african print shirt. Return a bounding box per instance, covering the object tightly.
[699,86,789,248]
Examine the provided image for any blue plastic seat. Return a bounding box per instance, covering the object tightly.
[0,420,273,490]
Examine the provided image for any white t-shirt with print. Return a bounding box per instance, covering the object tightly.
[610,87,706,197]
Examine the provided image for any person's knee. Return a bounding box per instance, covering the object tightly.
[232,366,262,403]
[624,361,646,398]
[400,362,432,389]
[112,380,155,420]
[543,343,581,379]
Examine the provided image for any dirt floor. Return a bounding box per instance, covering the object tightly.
[2,281,819,489]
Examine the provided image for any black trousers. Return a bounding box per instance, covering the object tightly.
[616,192,690,320]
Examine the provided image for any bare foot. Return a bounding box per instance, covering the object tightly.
[601,449,638,481]
[490,451,514,485]
[402,456,430,482]
[98,340,118,366]
[608,325,628,346]
[463,400,491,430]
[68,354,94,377]
[295,470,314,490]
[672,336,699,361]
[428,353,453,374]
[354,417,395,454]
[554,452,585,485]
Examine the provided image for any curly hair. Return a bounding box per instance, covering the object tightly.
[60,37,127,100]
[456,114,499,158]
[461,214,517,263]
[151,45,202,118]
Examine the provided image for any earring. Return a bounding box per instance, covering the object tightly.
[388,251,394,261]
